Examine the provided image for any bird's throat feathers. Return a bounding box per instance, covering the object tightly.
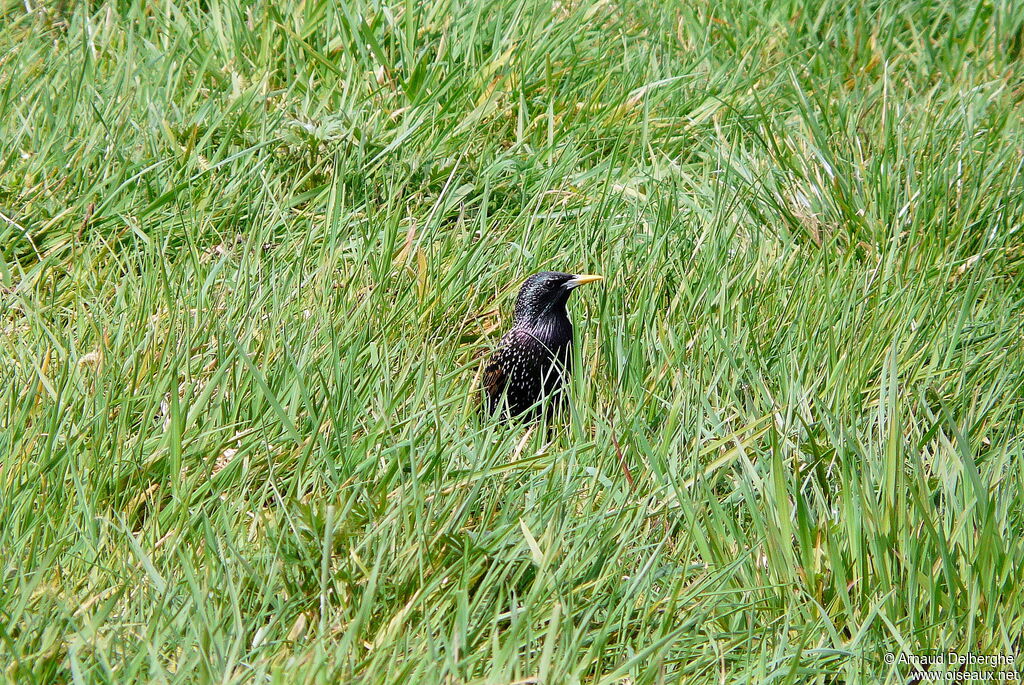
[520,308,573,346]
[516,298,566,323]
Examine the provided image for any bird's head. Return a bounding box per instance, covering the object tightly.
[513,271,603,323]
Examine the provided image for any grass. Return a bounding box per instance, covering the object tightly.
[2,0,1024,682]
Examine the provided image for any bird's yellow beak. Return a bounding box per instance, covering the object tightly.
[567,274,603,288]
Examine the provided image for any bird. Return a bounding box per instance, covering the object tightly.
[482,271,603,420]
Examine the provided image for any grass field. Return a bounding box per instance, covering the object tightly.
[2,0,1024,682]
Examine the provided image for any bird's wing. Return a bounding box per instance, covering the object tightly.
[483,330,524,411]
[482,354,507,405]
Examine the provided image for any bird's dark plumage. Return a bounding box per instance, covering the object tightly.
[483,271,602,420]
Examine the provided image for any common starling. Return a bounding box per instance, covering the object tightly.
[483,271,603,420]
